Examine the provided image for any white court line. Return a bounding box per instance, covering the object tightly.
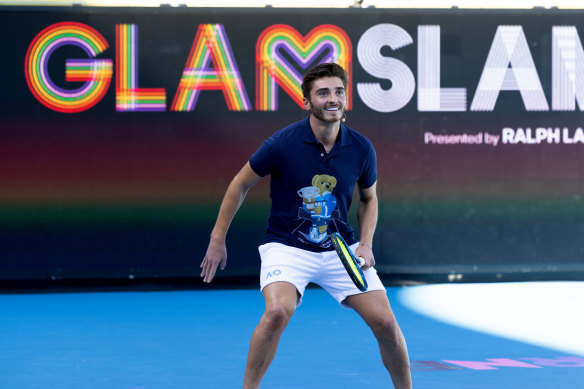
[397,281,584,356]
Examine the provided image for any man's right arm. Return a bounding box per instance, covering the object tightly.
[200,161,263,283]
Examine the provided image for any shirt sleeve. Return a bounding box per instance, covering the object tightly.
[358,139,377,189]
[249,135,278,177]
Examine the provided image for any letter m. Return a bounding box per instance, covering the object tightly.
[552,26,584,111]
[255,24,352,111]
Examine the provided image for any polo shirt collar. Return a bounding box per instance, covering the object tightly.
[300,117,350,149]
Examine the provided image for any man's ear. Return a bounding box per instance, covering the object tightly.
[303,97,311,111]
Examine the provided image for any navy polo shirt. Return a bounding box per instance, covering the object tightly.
[249,117,377,252]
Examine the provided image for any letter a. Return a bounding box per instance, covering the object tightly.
[471,26,548,111]
[171,24,251,112]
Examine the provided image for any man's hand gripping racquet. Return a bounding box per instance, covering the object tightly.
[330,232,368,292]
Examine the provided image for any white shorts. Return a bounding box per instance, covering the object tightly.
[259,242,386,306]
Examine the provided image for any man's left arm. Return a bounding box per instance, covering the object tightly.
[354,181,378,270]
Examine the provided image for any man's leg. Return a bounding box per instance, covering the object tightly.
[243,281,299,389]
[344,291,412,389]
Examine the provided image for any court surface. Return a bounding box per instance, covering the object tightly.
[0,281,583,388]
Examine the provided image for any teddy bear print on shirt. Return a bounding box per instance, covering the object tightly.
[296,174,338,244]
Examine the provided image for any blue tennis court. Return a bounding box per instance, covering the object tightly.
[0,281,582,388]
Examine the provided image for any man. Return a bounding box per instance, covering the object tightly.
[200,63,412,389]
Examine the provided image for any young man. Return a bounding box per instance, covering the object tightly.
[200,63,412,389]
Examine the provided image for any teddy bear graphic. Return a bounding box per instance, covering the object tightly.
[297,174,338,244]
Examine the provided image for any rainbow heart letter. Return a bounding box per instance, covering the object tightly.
[171,24,251,112]
[256,24,352,111]
[116,24,166,112]
[25,22,113,113]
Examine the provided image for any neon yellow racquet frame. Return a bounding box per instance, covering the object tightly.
[331,232,368,292]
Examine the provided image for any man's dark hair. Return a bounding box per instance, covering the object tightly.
[301,63,348,99]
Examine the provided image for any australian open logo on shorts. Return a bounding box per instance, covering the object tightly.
[265,269,282,279]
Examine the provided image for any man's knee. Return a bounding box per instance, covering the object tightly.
[262,304,294,333]
[369,314,400,341]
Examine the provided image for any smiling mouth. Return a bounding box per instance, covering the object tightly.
[325,107,340,111]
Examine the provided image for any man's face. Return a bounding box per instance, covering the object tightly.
[303,77,347,123]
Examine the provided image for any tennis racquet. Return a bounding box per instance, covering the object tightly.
[330,232,368,292]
